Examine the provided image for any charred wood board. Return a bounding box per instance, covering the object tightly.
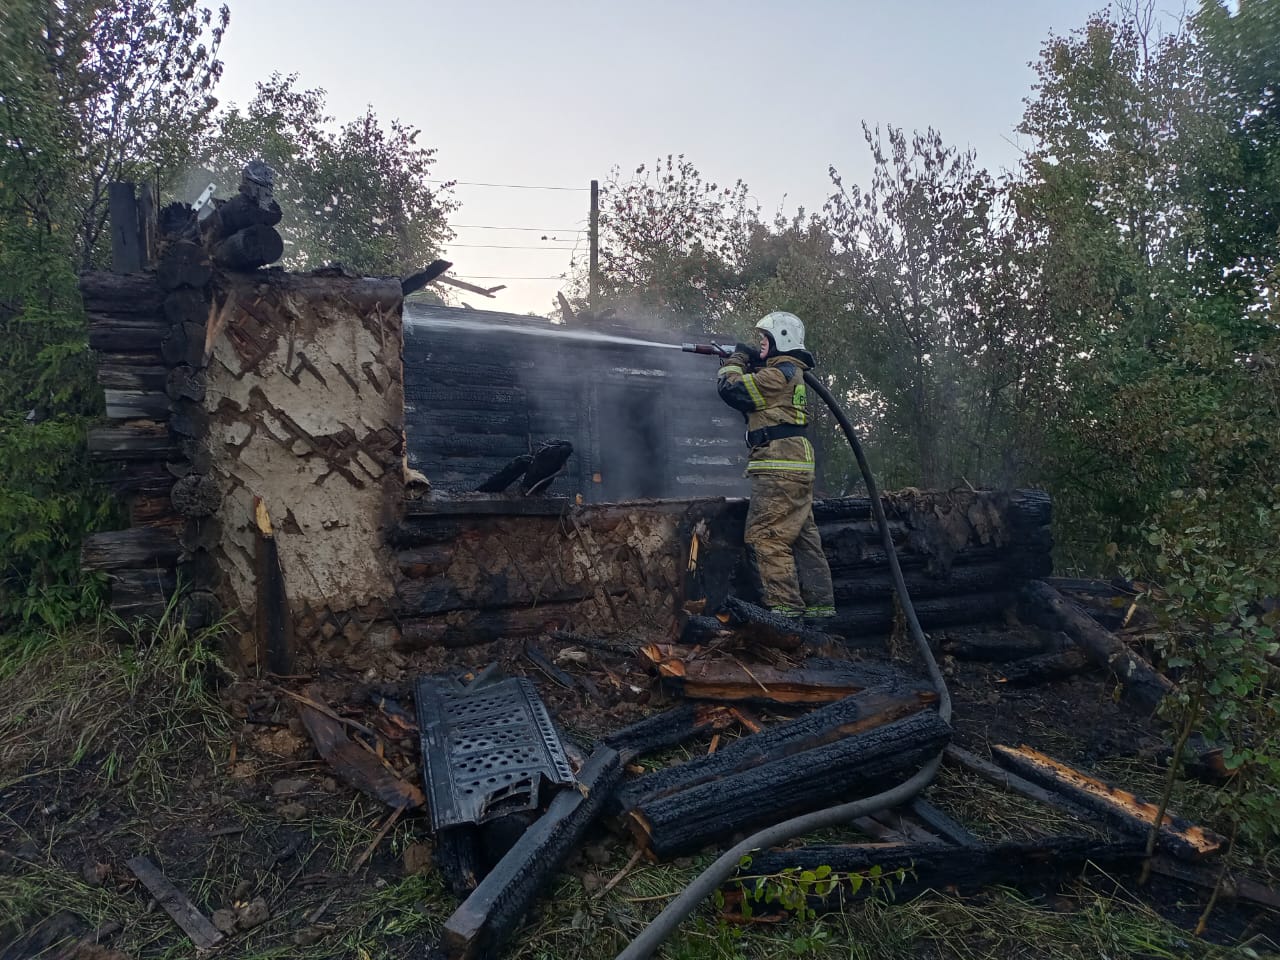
[628,710,951,860]
[990,744,1224,860]
[602,702,740,763]
[908,798,982,849]
[125,855,224,950]
[940,631,1047,662]
[716,596,837,650]
[80,271,165,314]
[1018,580,1172,713]
[438,747,622,960]
[296,696,425,810]
[88,421,177,461]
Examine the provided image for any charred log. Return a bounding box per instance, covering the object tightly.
[629,710,950,860]
[212,224,284,270]
[603,703,739,763]
[996,648,1091,686]
[1018,580,1172,713]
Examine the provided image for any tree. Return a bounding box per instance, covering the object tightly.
[203,74,456,275]
[823,125,1044,489]
[0,0,227,631]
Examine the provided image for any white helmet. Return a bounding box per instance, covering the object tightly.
[755,311,805,353]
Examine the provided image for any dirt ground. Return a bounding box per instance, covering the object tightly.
[1,613,1277,960]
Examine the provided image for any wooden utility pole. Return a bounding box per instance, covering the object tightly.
[588,178,599,312]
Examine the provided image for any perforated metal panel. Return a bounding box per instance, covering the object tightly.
[415,675,574,831]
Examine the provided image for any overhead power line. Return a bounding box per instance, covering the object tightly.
[429,179,588,191]
[452,275,567,281]
[445,242,580,250]
[450,224,584,232]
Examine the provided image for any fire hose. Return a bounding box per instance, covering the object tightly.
[613,346,953,960]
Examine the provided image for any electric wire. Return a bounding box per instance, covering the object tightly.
[428,179,588,191]
[614,369,951,960]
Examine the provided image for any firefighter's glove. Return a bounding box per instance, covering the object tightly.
[722,342,757,370]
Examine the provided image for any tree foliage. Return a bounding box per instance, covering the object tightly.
[0,0,227,631]
[203,73,456,275]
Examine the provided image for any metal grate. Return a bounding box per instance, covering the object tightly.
[415,674,574,831]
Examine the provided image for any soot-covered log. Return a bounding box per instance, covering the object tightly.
[438,747,622,960]
[616,686,936,815]
[989,744,1224,861]
[832,561,1015,604]
[520,439,573,494]
[996,648,1091,686]
[733,835,1145,909]
[80,271,165,314]
[1018,580,1172,713]
[829,592,1014,636]
[397,600,591,649]
[696,596,837,650]
[602,703,739,762]
[88,314,169,353]
[940,632,1047,662]
[211,224,284,270]
[82,526,182,571]
[628,710,951,860]
[157,241,213,290]
[824,537,1053,578]
[202,192,283,241]
[811,489,1052,528]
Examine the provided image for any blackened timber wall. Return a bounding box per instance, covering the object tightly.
[402,304,750,501]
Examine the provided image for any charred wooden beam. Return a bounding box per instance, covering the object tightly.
[990,744,1224,860]
[629,711,950,860]
[829,592,1014,636]
[438,747,622,960]
[996,648,1091,686]
[108,182,144,274]
[1018,580,1173,713]
[832,561,1015,604]
[253,499,294,676]
[715,596,836,650]
[908,798,981,848]
[402,259,453,297]
[102,389,170,420]
[108,567,178,620]
[733,835,1145,910]
[397,600,590,649]
[125,855,224,950]
[603,702,740,763]
[616,686,937,815]
[202,192,283,241]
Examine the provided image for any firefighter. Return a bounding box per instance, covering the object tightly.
[717,311,836,622]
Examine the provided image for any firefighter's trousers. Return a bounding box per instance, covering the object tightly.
[744,473,835,615]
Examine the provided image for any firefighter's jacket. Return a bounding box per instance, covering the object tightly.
[717,352,815,477]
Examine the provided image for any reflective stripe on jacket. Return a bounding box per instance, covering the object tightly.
[717,354,814,477]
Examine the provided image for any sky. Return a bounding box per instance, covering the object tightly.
[213,0,1124,314]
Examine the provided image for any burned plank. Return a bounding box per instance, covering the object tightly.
[602,702,739,763]
[80,270,165,313]
[734,835,1145,909]
[88,314,170,352]
[397,600,591,649]
[1019,580,1173,712]
[648,654,910,706]
[939,631,1046,662]
[438,747,622,960]
[908,798,982,848]
[990,744,1224,861]
[630,712,950,860]
[125,855,224,951]
[475,454,532,493]
[102,388,170,420]
[715,596,837,650]
[295,696,425,810]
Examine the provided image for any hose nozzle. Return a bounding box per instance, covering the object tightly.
[682,342,731,357]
